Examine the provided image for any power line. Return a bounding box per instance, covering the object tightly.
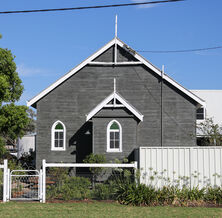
[136,46,222,53]
[0,0,184,14]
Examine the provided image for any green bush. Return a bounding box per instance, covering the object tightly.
[116,182,213,206]
[46,166,222,205]
[48,176,91,200]
[117,183,156,206]
[205,187,222,204]
[93,183,116,200]
[156,186,175,205]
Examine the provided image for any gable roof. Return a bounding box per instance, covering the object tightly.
[27,37,206,108]
[86,91,144,122]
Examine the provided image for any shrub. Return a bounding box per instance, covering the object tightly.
[116,182,208,206]
[83,153,106,176]
[18,150,35,169]
[205,187,222,204]
[116,183,157,206]
[93,182,116,200]
[156,186,175,205]
[48,176,91,200]
[83,153,107,187]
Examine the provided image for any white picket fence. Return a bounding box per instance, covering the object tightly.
[139,147,222,189]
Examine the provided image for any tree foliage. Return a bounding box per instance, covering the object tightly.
[197,118,222,146]
[0,39,31,157]
[83,153,107,187]
[25,108,36,134]
[0,48,23,104]
[0,104,30,141]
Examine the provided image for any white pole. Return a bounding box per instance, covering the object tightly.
[115,14,118,38]
[39,169,43,202]
[42,159,46,203]
[7,169,10,201]
[3,159,7,202]
[134,161,138,184]
[114,15,118,64]
[114,78,116,106]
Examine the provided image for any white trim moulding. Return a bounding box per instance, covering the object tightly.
[86,91,144,122]
[27,37,205,108]
[88,61,143,65]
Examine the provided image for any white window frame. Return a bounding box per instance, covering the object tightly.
[51,120,66,151]
[107,120,122,152]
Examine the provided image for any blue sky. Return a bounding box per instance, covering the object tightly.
[0,0,222,105]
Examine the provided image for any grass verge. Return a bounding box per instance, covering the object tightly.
[0,201,222,218]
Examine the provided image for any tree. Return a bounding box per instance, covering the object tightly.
[0,48,23,104]
[197,118,222,146]
[83,153,106,188]
[25,108,36,134]
[0,40,31,157]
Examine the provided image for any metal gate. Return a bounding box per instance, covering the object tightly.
[10,170,42,201]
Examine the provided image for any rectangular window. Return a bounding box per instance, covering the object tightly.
[196,108,205,120]
[54,132,64,147]
[109,131,120,149]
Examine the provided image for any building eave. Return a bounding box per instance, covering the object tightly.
[27,37,205,108]
[86,92,144,122]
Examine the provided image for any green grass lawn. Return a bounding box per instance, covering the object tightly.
[0,202,222,218]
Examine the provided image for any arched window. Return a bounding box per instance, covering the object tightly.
[51,121,66,151]
[107,120,122,152]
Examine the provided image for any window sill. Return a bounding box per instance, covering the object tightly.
[106,150,122,153]
[51,148,66,151]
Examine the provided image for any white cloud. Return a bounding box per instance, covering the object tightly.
[17,64,53,77]
[131,0,158,9]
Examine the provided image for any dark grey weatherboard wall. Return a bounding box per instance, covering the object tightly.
[35,45,196,168]
[92,108,138,162]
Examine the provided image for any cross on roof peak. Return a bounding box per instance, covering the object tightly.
[115,15,118,38]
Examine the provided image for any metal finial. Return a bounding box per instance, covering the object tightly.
[115,15,118,38]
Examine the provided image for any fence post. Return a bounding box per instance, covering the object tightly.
[42,159,46,203]
[3,159,8,202]
[39,169,43,203]
[7,169,10,201]
[134,161,138,184]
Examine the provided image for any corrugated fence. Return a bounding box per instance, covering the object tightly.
[139,147,222,189]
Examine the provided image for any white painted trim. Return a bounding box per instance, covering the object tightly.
[27,38,116,107]
[42,159,46,203]
[88,61,143,65]
[42,159,136,168]
[106,120,122,153]
[51,120,66,151]
[116,39,206,107]
[115,93,144,121]
[3,159,8,202]
[104,104,124,108]
[86,92,114,121]
[86,91,144,121]
[27,37,205,107]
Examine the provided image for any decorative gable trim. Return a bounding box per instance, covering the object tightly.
[27,37,205,108]
[86,92,144,122]
[27,38,116,107]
